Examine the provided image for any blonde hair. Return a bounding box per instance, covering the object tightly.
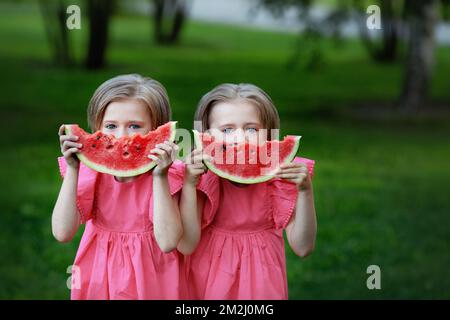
[194,83,280,139]
[87,74,171,132]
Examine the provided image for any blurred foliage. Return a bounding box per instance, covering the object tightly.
[257,0,352,70]
[258,0,445,109]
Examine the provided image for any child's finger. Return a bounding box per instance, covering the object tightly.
[155,143,173,155]
[276,173,305,180]
[202,154,212,162]
[148,154,159,163]
[63,141,82,151]
[187,153,201,164]
[59,135,68,144]
[58,124,65,136]
[63,147,79,157]
[194,152,212,162]
[164,140,180,151]
[189,163,206,170]
[162,140,177,149]
[280,162,304,169]
[192,153,210,163]
[299,167,309,174]
[59,134,79,143]
[150,148,167,157]
[169,148,178,161]
[152,151,171,163]
[277,167,305,174]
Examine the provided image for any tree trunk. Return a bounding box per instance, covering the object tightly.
[399,0,438,111]
[85,0,113,69]
[39,0,73,67]
[357,0,400,63]
[377,0,398,61]
[57,2,72,66]
[153,0,187,45]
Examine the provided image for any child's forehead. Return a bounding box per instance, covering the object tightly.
[102,99,151,121]
[209,100,262,124]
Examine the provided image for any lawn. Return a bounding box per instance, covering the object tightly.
[0,1,449,299]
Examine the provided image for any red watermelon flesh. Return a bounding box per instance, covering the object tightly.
[193,130,301,184]
[66,121,177,177]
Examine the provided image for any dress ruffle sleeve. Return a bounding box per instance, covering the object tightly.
[57,157,98,224]
[196,170,220,229]
[269,156,316,229]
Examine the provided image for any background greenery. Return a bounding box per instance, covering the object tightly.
[0,1,449,299]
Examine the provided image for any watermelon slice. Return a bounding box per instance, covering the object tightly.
[65,121,177,177]
[193,130,301,184]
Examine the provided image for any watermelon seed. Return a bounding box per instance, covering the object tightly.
[91,144,96,148]
[123,151,130,158]
[106,145,114,150]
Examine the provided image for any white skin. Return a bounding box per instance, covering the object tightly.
[177,100,317,257]
[52,98,182,253]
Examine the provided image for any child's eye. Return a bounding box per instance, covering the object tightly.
[222,128,234,134]
[246,128,258,133]
[105,124,116,130]
[129,124,141,129]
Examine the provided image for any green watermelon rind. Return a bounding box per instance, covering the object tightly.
[66,121,177,177]
[193,130,301,184]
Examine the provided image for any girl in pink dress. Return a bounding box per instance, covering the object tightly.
[177,83,317,299]
[52,74,185,299]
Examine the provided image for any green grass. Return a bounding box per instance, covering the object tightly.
[1,1,449,299]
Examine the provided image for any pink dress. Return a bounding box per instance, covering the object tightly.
[57,157,186,300]
[186,157,315,300]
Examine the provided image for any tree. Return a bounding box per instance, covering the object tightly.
[38,0,73,67]
[39,0,114,69]
[355,0,404,63]
[257,0,350,71]
[152,0,188,45]
[85,0,114,69]
[399,0,438,111]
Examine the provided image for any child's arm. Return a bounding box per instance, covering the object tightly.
[51,125,83,242]
[276,162,317,258]
[150,141,183,253]
[177,149,208,255]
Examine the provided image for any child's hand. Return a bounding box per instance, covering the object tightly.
[59,124,82,169]
[149,141,179,177]
[184,149,210,186]
[275,162,312,191]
